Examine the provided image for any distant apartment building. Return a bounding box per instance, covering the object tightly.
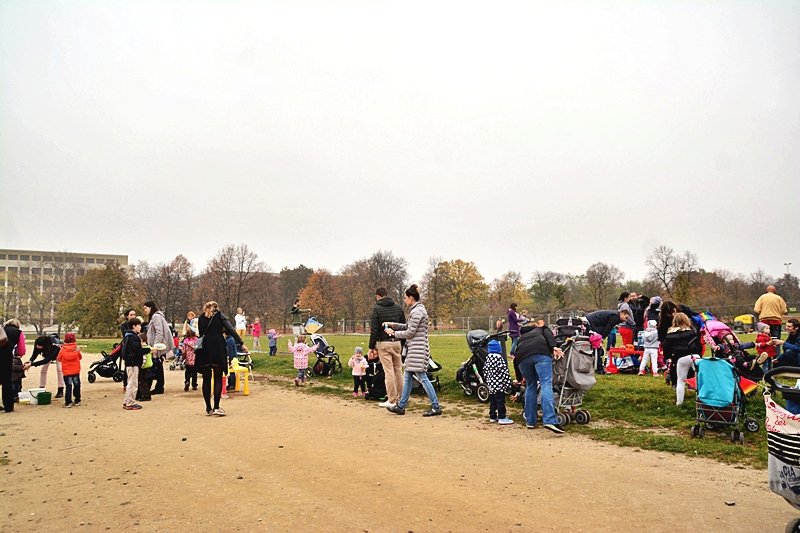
[0,248,128,325]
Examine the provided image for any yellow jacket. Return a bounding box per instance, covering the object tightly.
[755,292,788,320]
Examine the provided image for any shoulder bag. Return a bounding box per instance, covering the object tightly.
[195,312,217,351]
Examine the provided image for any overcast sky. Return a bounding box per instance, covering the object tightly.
[1,1,798,284]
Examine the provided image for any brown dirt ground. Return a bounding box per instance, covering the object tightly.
[1,359,797,532]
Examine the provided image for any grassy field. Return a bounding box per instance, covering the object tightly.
[74,331,770,468]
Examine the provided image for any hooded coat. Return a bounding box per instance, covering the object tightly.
[388,302,430,373]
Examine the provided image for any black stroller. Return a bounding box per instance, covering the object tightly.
[456,329,509,403]
[402,350,442,394]
[87,343,125,383]
[307,334,343,377]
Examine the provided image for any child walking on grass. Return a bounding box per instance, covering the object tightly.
[484,340,513,425]
[57,332,83,407]
[289,335,314,386]
[348,347,368,397]
[251,317,262,352]
[268,328,280,356]
[638,320,660,376]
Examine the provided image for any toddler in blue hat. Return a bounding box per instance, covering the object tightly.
[485,339,513,425]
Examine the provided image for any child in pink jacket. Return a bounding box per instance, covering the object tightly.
[288,335,314,386]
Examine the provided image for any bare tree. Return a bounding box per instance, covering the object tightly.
[364,250,408,301]
[646,246,699,300]
[585,262,624,309]
[421,256,445,328]
[488,271,527,315]
[202,244,265,315]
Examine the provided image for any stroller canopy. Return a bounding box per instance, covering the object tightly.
[466,329,489,347]
[696,358,737,407]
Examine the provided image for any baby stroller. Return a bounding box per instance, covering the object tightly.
[552,335,596,426]
[402,350,442,394]
[364,357,387,401]
[764,366,800,532]
[456,329,509,402]
[690,357,760,443]
[704,319,766,382]
[169,349,186,371]
[307,334,342,377]
[87,343,125,383]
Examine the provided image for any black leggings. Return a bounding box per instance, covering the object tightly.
[201,365,224,411]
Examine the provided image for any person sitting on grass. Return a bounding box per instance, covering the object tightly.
[484,339,513,425]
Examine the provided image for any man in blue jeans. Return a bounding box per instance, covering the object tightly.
[515,320,565,434]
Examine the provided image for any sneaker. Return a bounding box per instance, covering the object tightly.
[498,418,514,425]
[526,424,537,429]
[422,407,442,417]
[213,408,226,416]
[221,393,229,399]
[63,403,72,408]
[184,383,190,392]
[353,392,358,398]
[637,372,646,376]
[543,423,565,435]
[73,401,81,407]
[378,401,395,408]
[123,404,142,410]
[652,373,660,377]
[294,378,299,387]
[489,417,498,423]
[150,389,164,395]
[192,386,198,391]
[387,405,405,415]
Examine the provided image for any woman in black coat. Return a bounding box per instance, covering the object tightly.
[1,319,24,412]
[196,301,241,416]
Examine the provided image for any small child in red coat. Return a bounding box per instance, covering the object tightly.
[755,322,777,371]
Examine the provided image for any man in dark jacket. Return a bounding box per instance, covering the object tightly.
[30,335,65,398]
[585,309,629,339]
[368,287,405,408]
[515,321,565,434]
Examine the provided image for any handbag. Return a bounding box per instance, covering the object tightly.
[195,312,217,351]
[0,326,7,347]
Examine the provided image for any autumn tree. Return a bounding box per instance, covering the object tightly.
[60,265,138,337]
[528,271,568,313]
[278,265,314,328]
[488,271,528,315]
[298,269,342,324]
[435,259,487,317]
[421,257,446,328]
[584,262,624,309]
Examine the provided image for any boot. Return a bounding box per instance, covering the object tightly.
[55,387,64,399]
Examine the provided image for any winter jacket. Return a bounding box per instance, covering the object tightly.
[121,331,150,367]
[631,296,649,330]
[0,325,22,380]
[12,354,25,382]
[661,328,701,359]
[251,323,261,337]
[348,355,368,376]
[645,305,660,324]
[755,332,777,359]
[507,309,522,338]
[30,335,61,367]
[146,311,172,359]
[585,310,623,339]
[754,292,788,321]
[484,351,511,394]
[57,342,82,376]
[181,337,197,366]
[389,302,430,373]
[369,297,405,349]
[642,327,660,349]
[617,301,635,326]
[777,334,800,367]
[657,304,699,342]
[289,341,314,370]
[515,325,557,365]
[196,311,241,370]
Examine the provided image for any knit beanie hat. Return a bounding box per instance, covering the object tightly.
[64,332,76,343]
[650,296,662,306]
[647,320,657,328]
[354,346,363,354]
[487,340,502,354]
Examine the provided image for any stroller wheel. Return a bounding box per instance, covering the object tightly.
[574,410,591,425]
[112,371,124,383]
[744,418,760,433]
[87,372,96,384]
[691,424,704,438]
[476,384,490,403]
[305,367,314,378]
[556,412,570,426]
[731,429,744,444]
[785,517,800,533]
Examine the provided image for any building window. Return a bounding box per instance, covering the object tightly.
[32,255,41,261]
[43,268,53,275]
[0,254,5,259]
[75,257,85,263]
[43,256,53,262]
[8,254,17,260]
[42,280,52,288]
[19,267,29,274]
[20,255,30,261]
[8,267,17,272]
[31,268,40,274]
[77,268,85,276]
[0,266,5,272]
[55,257,64,263]
[86,258,95,264]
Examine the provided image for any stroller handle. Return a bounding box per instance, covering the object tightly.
[764,366,800,392]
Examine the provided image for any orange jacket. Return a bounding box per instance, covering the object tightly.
[57,342,82,376]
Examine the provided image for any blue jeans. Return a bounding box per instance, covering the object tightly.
[510,336,520,355]
[519,354,557,425]
[770,323,783,358]
[64,374,81,405]
[397,371,440,410]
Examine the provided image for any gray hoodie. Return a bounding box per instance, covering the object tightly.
[643,325,660,349]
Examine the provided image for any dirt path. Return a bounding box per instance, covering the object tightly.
[1,363,796,532]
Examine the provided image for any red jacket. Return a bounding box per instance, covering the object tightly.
[756,332,777,359]
[57,342,82,375]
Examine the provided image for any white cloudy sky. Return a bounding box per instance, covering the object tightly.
[1,1,798,283]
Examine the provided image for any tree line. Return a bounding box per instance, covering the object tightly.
[4,243,797,336]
